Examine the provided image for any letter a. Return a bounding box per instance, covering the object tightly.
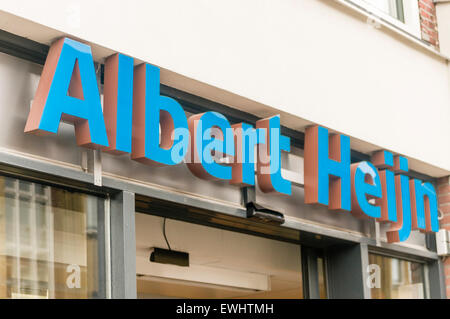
[24,38,108,148]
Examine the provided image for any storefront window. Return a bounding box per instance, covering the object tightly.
[369,253,425,299]
[136,213,303,299]
[0,176,106,298]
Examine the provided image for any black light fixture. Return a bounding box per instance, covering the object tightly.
[242,187,285,225]
[245,201,285,225]
[149,247,189,267]
[149,217,190,267]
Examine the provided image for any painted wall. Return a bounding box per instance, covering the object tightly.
[436,2,450,57]
[0,0,449,177]
[434,1,450,299]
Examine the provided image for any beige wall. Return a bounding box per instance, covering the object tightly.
[436,1,450,57]
[0,0,449,176]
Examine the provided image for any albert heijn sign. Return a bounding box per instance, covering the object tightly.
[25,38,439,243]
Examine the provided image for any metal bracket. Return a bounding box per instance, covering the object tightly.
[82,149,102,186]
[93,149,102,186]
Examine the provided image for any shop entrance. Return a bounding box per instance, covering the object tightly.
[135,212,304,299]
[133,195,330,299]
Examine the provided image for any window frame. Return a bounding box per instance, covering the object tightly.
[349,0,422,38]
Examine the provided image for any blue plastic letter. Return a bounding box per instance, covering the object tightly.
[256,116,291,195]
[187,112,234,180]
[25,38,108,148]
[411,180,439,233]
[131,64,189,166]
[305,126,351,211]
[351,161,382,218]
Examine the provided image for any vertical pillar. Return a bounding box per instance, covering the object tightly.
[110,191,136,299]
[301,247,320,299]
[326,243,371,299]
[0,178,7,298]
[427,258,446,299]
[437,176,450,298]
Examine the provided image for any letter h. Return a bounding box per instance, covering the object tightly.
[305,125,351,211]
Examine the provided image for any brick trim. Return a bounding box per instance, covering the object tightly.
[438,176,450,299]
[419,0,440,48]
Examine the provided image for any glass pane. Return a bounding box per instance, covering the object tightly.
[0,176,105,299]
[368,254,425,299]
[135,213,303,299]
[362,0,405,22]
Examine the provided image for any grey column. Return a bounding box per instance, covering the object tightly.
[302,247,320,299]
[326,243,371,299]
[428,258,447,299]
[110,191,137,299]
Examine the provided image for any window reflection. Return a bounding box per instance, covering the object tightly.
[369,254,425,299]
[0,176,105,299]
[317,257,327,299]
